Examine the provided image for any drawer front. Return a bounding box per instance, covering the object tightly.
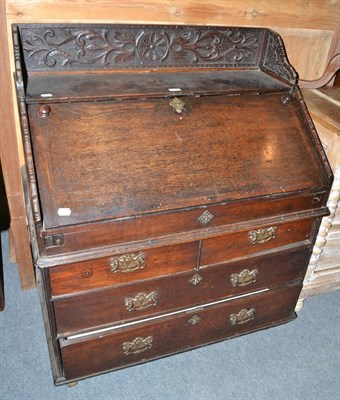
[54,246,310,336]
[60,284,301,381]
[43,193,326,256]
[200,219,314,267]
[49,241,199,297]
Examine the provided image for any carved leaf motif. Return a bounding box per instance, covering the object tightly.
[171,30,222,63]
[222,32,258,62]
[20,26,263,70]
[262,33,297,83]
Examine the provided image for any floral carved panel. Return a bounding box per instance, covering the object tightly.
[18,25,264,71]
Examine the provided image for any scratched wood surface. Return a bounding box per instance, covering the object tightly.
[2,0,339,289]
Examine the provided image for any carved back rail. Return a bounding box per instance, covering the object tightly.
[17,24,296,84]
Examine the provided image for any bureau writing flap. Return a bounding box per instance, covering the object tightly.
[27,91,330,228]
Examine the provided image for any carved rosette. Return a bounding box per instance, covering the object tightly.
[19,25,263,71]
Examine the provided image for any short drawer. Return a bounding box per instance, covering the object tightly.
[60,283,301,381]
[49,241,199,297]
[53,245,310,336]
[200,218,314,267]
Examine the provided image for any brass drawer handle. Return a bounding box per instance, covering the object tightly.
[187,315,202,325]
[124,291,158,311]
[188,274,203,286]
[122,336,153,355]
[109,252,146,273]
[248,226,277,245]
[38,104,51,118]
[229,308,256,325]
[230,268,258,287]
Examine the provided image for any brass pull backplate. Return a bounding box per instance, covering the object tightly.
[248,226,277,245]
[170,97,186,113]
[230,268,258,287]
[229,308,256,325]
[109,252,146,273]
[187,315,203,325]
[122,336,153,355]
[124,291,158,311]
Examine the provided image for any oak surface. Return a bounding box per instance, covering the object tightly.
[0,0,35,289]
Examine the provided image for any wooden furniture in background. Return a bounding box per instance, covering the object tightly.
[0,0,35,289]
[16,23,332,384]
[296,87,340,310]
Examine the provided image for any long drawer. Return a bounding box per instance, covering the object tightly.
[49,218,314,298]
[60,283,301,381]
[53,246,310,336]
[41,193,327,257]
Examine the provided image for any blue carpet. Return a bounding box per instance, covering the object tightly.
[0,230,339,400]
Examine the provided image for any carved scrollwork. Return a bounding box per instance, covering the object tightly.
[12,26,42,224]
[19,25,263,71]
[262,31,297,84]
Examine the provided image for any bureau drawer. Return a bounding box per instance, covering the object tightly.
[49,241,199,297]
[60,283,301,381]
[53,246,310,336]
[200,218,314,267]
[42,193,327,257]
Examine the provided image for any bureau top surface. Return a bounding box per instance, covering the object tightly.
[28,91,330,229]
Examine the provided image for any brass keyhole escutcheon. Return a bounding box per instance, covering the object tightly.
[170,97,186,114]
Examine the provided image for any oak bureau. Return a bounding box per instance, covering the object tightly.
[13,24,333,385]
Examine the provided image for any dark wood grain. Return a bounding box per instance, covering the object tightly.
[60,283,302,381]
[15,23,334,385]
[53,245,310,336]
[19,25,265,71]
[49,241,199,297]
[200,218,314,267]
[28,93,329,230]
[39,201,328,260]
[0,4,35,290]
[25,70,289,104]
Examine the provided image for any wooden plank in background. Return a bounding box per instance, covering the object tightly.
[2,0,339,290]
[276,28,334,81]
[0,0,35,289]
[6,0,339,30]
